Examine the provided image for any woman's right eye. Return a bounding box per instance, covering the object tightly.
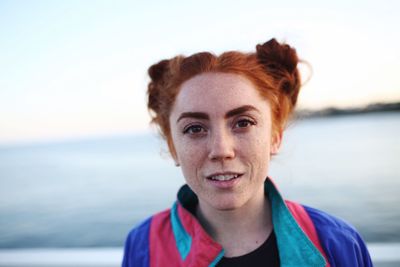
[183,125,206,135]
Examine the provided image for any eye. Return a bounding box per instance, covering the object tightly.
[234,118,256,129]
[183,124,207,135]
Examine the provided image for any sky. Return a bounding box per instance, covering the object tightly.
[0,0,399,144]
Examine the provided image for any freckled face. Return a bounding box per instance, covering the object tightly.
[169,72,280,211]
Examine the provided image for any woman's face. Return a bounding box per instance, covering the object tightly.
[169,72,281,211]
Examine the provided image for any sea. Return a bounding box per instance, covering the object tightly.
[0,112,399,266]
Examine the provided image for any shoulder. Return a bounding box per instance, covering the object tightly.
[124,217,153,248]
[124,209,171,243]
[122,209,172,267]
[303,205,358,237]
[303,205,373,267]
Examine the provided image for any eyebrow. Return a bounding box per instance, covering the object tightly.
[176,105,259,123]
[177,112,209,122]
[225,105,260,118]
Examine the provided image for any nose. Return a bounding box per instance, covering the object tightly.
[208,127,235,161]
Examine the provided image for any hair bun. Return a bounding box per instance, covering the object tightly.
[256,38,300,105]
[256,38,298,74]
[148,59,170,83]
[147,59,171,115]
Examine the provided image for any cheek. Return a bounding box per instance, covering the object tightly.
[173,135,204,164]
[176,140,205,183]
[244,136,271,166]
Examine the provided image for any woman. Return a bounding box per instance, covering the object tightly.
[123,39,373,266]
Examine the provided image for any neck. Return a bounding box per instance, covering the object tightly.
[195,186,273,257]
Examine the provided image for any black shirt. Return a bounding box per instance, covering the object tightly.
[216,231,280,267]
[182,195,279,266]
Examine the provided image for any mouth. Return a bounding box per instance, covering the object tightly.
[207,173,243,181]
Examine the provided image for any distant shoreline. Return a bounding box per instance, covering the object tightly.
[0,102,399,148]
[296,101,400,119]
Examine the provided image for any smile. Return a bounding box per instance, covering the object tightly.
[207,173,242,181]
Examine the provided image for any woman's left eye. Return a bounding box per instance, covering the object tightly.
[234,119,256,129]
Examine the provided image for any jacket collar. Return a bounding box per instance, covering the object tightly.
[172,177,326,267]
[266,178,326,266]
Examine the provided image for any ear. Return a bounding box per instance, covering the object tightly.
[270,131,282,155]
[173,156,180,167]
[167,137,180,167]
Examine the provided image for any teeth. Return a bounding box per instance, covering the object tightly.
[210,174,239,181]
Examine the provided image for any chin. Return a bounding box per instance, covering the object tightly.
[207,196,245,211]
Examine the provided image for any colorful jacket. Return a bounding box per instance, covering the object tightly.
[122,178,373,267]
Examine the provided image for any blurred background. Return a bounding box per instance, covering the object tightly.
[0,0,399,266]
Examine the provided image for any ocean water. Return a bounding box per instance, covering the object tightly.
[0,112,399,248]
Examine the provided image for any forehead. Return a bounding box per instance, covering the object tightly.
[174,72,268,113]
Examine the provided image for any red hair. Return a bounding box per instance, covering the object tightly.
[147,38,301,158]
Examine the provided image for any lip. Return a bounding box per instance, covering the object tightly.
[205,172,243,189]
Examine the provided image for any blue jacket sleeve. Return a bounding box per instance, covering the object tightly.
[304,206,373,267]
[122,217,152,267]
